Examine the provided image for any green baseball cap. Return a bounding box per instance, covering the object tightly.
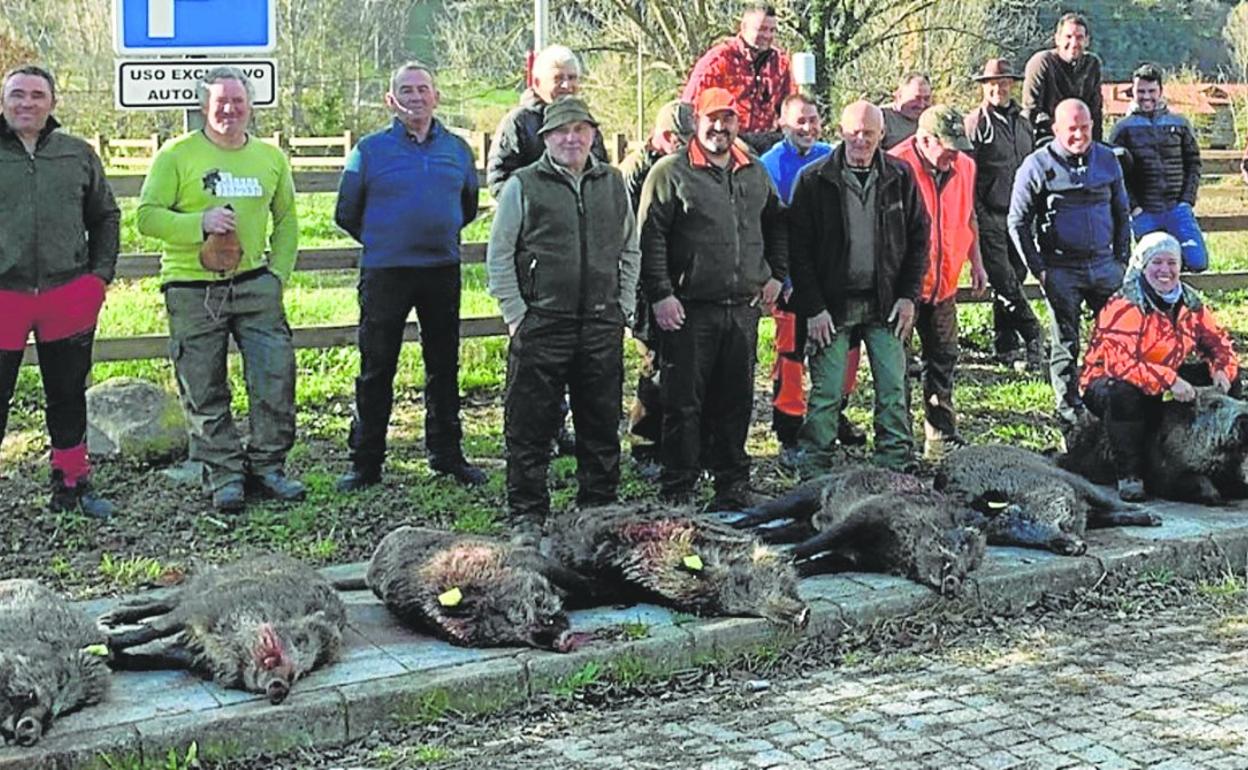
[539,96,599,135]
[918,104,972,151]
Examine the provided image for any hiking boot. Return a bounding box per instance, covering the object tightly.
[213,481,246,512]
[247,471,306,502]
[430,459,488,487]
[49,472,115,520]
[336,466,381,493]
[709,483,764,512]
[1117,476,1146,502]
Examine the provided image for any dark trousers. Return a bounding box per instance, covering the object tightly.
[505,314,624,519]
[979,208,1042,354]
[1084,363,1239,476]
[658,303,759,497]
[1042,257,1124,424]
[348,265,464,471]
[0,331,95,454]
[914,298,960,439]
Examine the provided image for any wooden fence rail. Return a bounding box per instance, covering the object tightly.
[22,147,1248,367]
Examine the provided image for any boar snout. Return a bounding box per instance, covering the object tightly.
[266,680,290,705]
[15,714,42,746]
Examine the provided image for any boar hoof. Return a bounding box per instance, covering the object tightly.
[1052,536,1087,556]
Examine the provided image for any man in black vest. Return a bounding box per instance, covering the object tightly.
[486,97,640,539]
[964,58,1045,371]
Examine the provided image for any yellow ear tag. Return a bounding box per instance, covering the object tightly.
[986,501,1010,511]
[682,554,704,572]
[438,587,464,607]
[82,644,109,657]
[1163,391,1175,402]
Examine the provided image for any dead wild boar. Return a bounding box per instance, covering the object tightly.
[360,526,589,651]
[99,554,345,704]
[937,444,1161,555]
[0,580,110,746]
[548,503,809,627]
[736,464,986,596]
[1060,388,1248,504]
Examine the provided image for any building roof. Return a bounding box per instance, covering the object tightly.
[1101,82,1248,116]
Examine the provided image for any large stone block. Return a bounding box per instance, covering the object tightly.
[86,377,187,464]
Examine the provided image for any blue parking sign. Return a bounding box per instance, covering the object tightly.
[114,0,276,55]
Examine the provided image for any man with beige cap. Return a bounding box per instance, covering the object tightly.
[890,105,987,459]
[964,58,1045,372]
[619,99,694,470]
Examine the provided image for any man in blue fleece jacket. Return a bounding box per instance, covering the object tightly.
[334,62,485,490]
[1008,97,1129,429]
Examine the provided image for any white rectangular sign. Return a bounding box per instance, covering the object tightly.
[116,59,277,110]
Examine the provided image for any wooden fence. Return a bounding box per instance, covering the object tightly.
[87,129,639,177]
[19,149,1248,366]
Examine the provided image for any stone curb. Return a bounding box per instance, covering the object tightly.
[6,505,1248,769]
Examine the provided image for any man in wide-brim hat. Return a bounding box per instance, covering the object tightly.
[963,58,1046,374]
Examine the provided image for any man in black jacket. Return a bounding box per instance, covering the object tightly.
[0,65,120,518]
[1110,63,1206,272]
[787,100,929,473]
[486,45,608,197]
[964,58,1045,371]
[638,87,787,508]
[1022,13,1104,145]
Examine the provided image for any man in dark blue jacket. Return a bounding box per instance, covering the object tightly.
[334,62,485,490]
[1109,63,1205,272]
[1009,98,1130,428]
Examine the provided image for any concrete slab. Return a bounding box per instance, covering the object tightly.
[11,506,1248,768]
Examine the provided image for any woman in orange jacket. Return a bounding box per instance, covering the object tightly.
[1080,231,1239,501]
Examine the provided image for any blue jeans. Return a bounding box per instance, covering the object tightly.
[1041,257,1124,424]
[1131,202,1207,273]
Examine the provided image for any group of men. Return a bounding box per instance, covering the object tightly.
[0,5,1212,526]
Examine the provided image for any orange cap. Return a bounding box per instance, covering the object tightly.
[694,87,737,117]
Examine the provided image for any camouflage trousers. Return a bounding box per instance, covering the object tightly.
[164,270,296,493]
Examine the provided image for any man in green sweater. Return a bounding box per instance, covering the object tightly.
[137,66,302,512]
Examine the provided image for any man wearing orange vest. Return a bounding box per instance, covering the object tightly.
[890,105,987,459]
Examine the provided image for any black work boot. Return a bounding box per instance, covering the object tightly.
[247,470,307,501]
[337,465,382,493]
[49,471,115,519]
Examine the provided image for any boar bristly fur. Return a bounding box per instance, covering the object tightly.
[550,504,809,627]
[100,554,345,704]
[0,580,110,746]
[1061,388,1248,503]
[937,444,1161,555]
[366,527,579,651]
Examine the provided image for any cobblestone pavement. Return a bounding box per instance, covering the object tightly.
[320,581,1248,770]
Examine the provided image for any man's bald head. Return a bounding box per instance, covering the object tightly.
[1053,98,1093,155]
[840,100,884,165]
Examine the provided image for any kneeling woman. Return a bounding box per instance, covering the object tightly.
[1080,232,1240,501]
